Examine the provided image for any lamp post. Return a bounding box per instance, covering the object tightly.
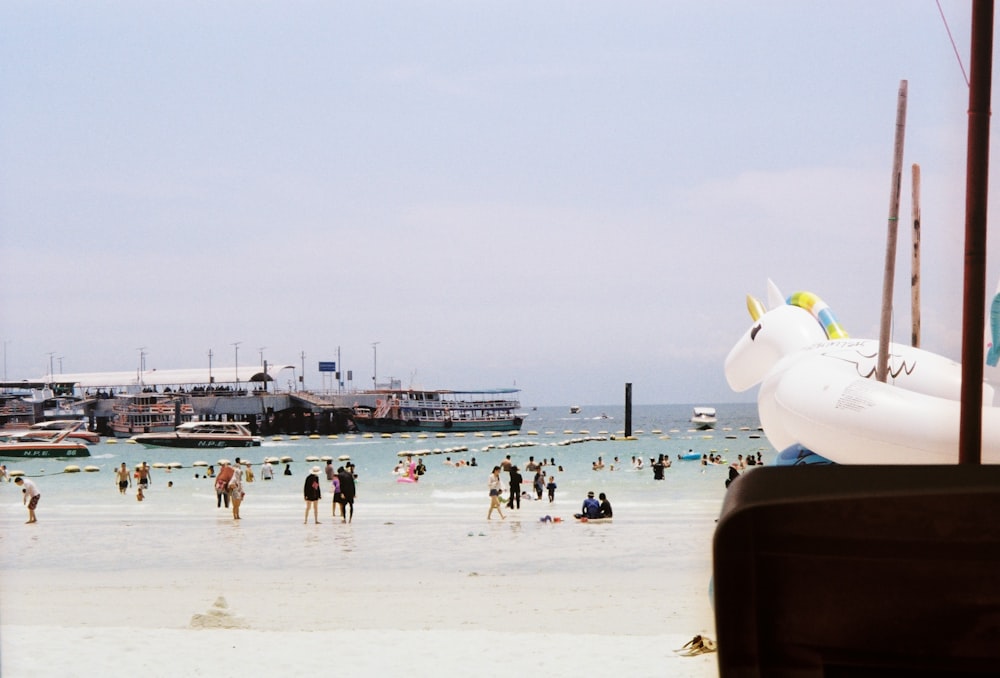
[208,349,214,384]
[135,347,146,386]
[232,341,242,389]
[371,341,380,389]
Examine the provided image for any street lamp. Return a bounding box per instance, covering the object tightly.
[232,341,242,389]
[371,341,380,389]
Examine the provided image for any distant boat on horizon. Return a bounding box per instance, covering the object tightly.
[352,388,524,433]
[691,406,717,430]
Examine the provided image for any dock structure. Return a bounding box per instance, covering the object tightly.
[1,366,381,435]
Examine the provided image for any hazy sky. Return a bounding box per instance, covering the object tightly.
[1,2,992,407]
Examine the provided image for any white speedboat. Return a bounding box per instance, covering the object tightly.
[131,421,261,449]
[2,420,100,445]
[691,407,717,430]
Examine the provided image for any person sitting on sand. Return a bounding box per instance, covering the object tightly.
[575,491,601,520]
[598,492,612,519]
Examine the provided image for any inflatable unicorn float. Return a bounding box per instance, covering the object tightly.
[724,280,1000,464]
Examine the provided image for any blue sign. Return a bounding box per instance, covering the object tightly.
[318,361,337,372]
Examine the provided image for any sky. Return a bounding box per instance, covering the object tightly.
[0,1,994,407]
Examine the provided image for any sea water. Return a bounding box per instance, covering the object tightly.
[0,403,763,577]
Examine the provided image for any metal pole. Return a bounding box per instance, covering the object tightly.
[959,0,994,466]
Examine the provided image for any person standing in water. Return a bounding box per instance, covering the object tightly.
[115,462,131,494]
[303,466,322,524]
[487,466,505,520]
[229,462,244,520]
[14,476,40,523]
[506,465,522,510]
[336,466,356,523]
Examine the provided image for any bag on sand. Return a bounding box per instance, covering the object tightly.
[675,635,717,656]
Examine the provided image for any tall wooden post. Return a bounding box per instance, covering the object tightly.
[959,0,994,466]
[911,163,922,348]
[877,80,908,383]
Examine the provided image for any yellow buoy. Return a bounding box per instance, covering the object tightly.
[84,466,100,472]
[64,465,81,473]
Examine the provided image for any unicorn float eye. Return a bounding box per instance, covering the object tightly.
[750,324,762,341]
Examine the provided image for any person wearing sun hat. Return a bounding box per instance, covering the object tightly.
[303,465,322,524]
[575,490,601,520]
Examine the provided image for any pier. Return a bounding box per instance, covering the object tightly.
[1,378,384,436]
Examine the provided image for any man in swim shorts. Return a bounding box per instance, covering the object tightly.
[116,462,131,494]
[14,477,40,523]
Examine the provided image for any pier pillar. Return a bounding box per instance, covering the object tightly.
[624,383,632,437]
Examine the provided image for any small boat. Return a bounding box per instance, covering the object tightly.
[691,407,717,430]
[130,421,261,449]
[0,427,90,458]
[1,420,100,445]
[352,389,524,433]
[569,405,581,414]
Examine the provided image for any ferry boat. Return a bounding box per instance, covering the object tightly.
[352,389,524,433]
[110,393,194,438]
[131,421,261,449]
[691,406,718,430]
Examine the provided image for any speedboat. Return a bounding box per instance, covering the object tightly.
[131,421,261,449]
[2,420,100,445]
[691,407,717,430]
[0,426,90,458]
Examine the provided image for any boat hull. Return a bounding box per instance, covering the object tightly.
[0,443,91,458]
[132,435,261,449]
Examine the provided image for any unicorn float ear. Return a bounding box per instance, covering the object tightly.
[766,279,785,310]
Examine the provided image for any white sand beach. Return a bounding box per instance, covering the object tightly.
[2,565,718,677]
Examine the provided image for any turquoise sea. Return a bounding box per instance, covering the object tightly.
[0,402,764,577]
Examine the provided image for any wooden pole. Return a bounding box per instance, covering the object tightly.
[877,80,908,383]
[959,0,994,466]
[911,163,921,348]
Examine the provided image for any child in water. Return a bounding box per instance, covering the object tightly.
[546,476,557,503]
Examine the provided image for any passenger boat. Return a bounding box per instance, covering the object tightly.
[0,419,100,445]
[352,389,524,433]
[0,427,90,458]
[691,406,718,430]
[131,421,261,449]
[569,405,581,414]
[110,393,194,438]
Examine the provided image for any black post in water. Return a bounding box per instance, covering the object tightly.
[624,383,632,438]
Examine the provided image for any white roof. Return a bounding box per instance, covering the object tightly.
[28,365,296,389]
